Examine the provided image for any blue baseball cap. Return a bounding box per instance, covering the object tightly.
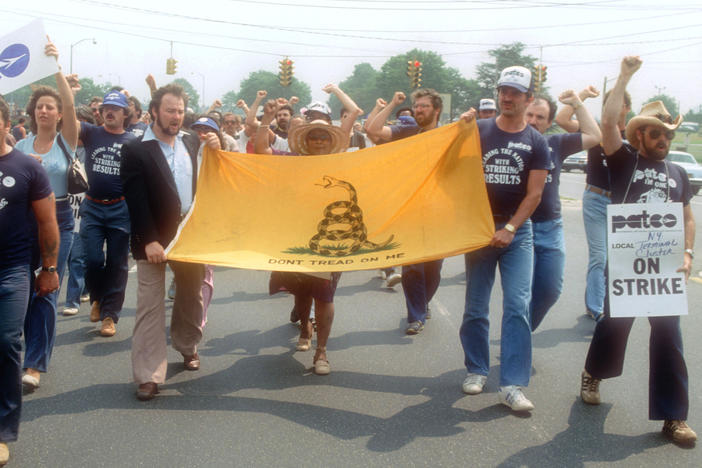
[191,116,219,133]
[101,91,129,109]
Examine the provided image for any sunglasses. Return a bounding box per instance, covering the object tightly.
[647,128,675,140]
[307,133,331,142]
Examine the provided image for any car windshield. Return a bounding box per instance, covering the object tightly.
[666,152,697,164]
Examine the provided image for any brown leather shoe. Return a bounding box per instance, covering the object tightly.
[183,353,200,371]
[90,301,100,322]
[100,317,116,337]
[136,382,159,401]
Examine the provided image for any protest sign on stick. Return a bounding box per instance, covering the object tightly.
[0,19,59,95]
[607,202,688,318]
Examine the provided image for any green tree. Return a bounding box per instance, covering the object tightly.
[221,90,242,114]
[3,75,58,113]
[683,105,702,125]
[327,63,379,119]
[171,78,201,112]
[74,78,111,107]
[644,93,679,116]
[235,70,312,112]
[475,42,537,98]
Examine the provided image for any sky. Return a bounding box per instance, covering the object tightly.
[1,0,701,118]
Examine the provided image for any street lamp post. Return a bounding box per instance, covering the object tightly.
[70,38,96,74]
[192,72,205,110]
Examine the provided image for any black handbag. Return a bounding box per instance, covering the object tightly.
[56,135,89,194]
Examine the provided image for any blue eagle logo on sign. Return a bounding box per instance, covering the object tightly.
[0,44,30,78]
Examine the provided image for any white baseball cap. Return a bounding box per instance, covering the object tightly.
[479,98,497,111]
[497,66,532,93]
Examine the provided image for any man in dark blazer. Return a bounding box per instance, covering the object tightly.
[121,83,220,401]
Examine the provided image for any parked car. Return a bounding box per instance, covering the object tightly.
[562,150,587,172]
[666,150,702,196]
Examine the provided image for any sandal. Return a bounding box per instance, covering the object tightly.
[313,347,330,375]
[296,337,311,351]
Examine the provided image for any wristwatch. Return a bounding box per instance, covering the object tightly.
[684,248,694,259]
[504,223,516,234]
[41,266,57,273]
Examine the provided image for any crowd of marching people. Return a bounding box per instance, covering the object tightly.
[0,37,697,465]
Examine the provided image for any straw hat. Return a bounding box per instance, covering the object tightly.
[625,100,682,149]
[288,120,348,155]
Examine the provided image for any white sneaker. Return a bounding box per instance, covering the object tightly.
[63,307,79,316]
[80,294,90,303]
[462,373,487,395]
[498,385,534,412]
[386,272,402,288]
[22,373,40,390]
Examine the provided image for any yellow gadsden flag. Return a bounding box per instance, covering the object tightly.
[166,119,494,272]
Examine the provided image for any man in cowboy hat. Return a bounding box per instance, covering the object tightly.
[580,56,696,446]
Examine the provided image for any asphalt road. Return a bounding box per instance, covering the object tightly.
[12,173,702,467]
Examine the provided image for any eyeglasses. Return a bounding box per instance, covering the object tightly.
[223,120,236,125]
[647,128,675,140]
[307,133,331,142]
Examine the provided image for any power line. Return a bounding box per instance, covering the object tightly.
[288,10,697,33]
[219,0,622,11]
[43,3,702,49]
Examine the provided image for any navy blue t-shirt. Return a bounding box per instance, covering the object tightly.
[127,121,148,139]
[80,122,136,199]
[477,118,550,218]
[389,118,421,141]
[532,132,582,222]
[0,148,53,268]
[607,144,691,205]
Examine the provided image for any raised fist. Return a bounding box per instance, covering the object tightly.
[392,92,406,105]
[558,89,581,107]
[620,56,642,77]
[579,85,600,100]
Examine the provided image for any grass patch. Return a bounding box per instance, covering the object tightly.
[283,242,401,257]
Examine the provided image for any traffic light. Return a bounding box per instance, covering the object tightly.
[533,64,547,93]
[166,57,177,75]
[408,60,422,89]
[279,57,294,87]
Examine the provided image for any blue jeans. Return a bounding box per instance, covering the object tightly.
[530,217,566,331]
[401,259,443,323]
[80,200,130,323]
[0,265,30,442]
[65,231,87,309]
[460,221,533,387]
[582,190,610,317]
[23,200,73,372]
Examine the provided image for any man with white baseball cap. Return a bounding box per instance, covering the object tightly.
[459,65,549,412]
[478,98,497,119]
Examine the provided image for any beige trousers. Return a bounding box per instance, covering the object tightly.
[132,260,205,384]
